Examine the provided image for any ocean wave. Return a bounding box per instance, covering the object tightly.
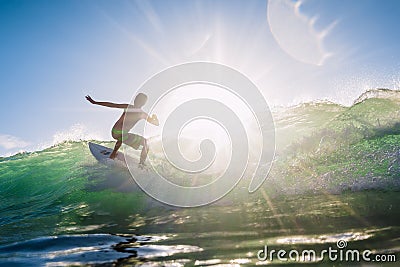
[0,89,400,243]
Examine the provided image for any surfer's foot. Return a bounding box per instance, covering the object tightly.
[138,162,146,169]
[109,152,117,159]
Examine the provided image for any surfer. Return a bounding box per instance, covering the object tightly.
[85,94,159,168]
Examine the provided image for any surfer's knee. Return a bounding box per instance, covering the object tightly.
[111,132,121,141]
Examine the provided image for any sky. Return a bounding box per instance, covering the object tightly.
[0,0,400,156]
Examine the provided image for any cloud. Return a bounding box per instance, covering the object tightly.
[0,134,31,150]
[0,124,108,157]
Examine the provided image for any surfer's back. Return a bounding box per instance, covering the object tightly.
[113,109,147,131]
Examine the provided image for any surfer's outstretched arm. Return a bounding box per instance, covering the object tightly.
[86,95,133,109]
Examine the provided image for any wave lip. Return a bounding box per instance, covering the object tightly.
[353,88,400,105]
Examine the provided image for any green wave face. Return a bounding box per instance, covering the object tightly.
[0,141,149,245]
[268,91,400,196]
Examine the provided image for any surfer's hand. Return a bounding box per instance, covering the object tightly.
[149,114,159,126]
[85,95,97,104]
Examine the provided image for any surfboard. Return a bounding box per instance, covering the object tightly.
[88,142,136,168]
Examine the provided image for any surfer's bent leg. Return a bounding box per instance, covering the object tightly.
[121,133,148,165]
[110,128,126,159]
[110,140,122,159]
[139,138,148,165]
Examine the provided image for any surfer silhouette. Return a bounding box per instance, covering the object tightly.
[85,94,159,168]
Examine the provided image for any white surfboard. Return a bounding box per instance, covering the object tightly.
[88,142,136,168]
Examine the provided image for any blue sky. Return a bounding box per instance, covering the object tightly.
[0,0,400,156]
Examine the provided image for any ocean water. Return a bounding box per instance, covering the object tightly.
[0,141,399,266]
[2,91,400,266]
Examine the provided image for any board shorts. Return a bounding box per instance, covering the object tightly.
[112,128,144,149]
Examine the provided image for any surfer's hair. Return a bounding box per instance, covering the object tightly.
[134,93,148,107]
